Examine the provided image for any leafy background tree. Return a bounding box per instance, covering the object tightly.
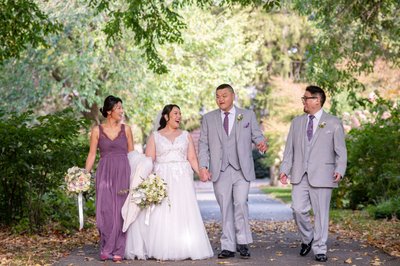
[0,0,399,231]
[292,0,400,110]
[0,0,60,62]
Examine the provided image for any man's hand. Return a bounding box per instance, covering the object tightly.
[279,172,288,185]
[199,168,211,182]
[333,172,342,183]
[256,141,268,154]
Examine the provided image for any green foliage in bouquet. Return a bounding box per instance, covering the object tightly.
[0,109,90,232]
[131,173,168,209]
[332,97,400,211]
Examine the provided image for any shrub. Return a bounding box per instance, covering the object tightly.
[253,149,270,179]
[367,197,400,219]
[332,98,400,210]
[0,109,90,231]
[253,132,283,180]
[42,185,96,233]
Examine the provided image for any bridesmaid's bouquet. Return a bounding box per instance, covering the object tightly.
[131,173,168,209]
[64,166,91,194]
[64,166,91,230]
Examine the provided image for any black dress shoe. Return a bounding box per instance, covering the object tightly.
[315,254,328,262]
[218,250,235,259]
[300,238,313,256]
[236,244,250,259]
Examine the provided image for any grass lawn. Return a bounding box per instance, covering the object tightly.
[260,185,292,204]
[261,185,400,257]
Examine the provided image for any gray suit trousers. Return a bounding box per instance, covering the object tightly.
[291,174,332,255]
[213,166,252,251]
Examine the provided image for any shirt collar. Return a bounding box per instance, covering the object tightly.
[221,105,236,116]
[310,108,323,121]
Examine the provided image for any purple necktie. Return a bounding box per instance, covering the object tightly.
[223,112,229,135]
[307,115,315,141]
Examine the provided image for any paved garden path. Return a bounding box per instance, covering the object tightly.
[55,179,400,266]
[195,178,293,221]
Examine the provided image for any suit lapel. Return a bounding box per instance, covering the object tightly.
[300,114,307,154]
[310,111,326,146]
[214,110,223,142]
[235,106,242,142]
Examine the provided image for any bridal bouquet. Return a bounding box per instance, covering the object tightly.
[131,173,168,209]
[64,166,91,194]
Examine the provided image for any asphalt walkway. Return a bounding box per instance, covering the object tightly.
[55,179,400,266]
[195,179,293,221]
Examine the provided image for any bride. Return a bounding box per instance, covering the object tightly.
[123,104,214,260]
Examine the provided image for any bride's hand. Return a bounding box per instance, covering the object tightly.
[199,168,210,182]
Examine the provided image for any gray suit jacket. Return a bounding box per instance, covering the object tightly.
[280,111,347,188]
[198,106,265,182]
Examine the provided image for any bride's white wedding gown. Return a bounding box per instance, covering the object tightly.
[125,131,214,260]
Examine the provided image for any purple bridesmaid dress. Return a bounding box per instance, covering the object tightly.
[95,124,130,258]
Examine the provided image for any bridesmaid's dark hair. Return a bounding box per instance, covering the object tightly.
[100,95,123,118]
[158,104,180,130]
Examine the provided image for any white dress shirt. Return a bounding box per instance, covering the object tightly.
[220,106,236,135]
[307,108,323,135]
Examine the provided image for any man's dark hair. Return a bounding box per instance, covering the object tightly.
[306,85,326,107]
[216,84,235,94]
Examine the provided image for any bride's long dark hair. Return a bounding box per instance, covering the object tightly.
[158,104,180,130]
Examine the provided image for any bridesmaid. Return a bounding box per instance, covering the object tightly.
[85,95,134,262]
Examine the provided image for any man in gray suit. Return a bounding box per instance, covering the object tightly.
[198,84,267,259]
[279,85,347,262]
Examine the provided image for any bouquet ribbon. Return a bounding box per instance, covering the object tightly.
[144,205,155,226]
[78,192,84,230]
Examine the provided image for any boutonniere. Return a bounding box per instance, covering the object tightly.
[319,122,327,128]
[237,114,243,122]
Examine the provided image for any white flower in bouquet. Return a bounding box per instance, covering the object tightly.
[132,173,168,209]
[131,190,145,205]
[64,166,91,194]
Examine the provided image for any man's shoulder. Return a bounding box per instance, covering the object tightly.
[322,111,341,123]
[238,107,252,113]
[292,114,306,123]
[235,107,255,116]
[204,109,220,118]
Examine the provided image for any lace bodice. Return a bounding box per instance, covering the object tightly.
[154,131,189,164]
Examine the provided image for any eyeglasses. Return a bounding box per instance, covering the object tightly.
[301,96,318,102]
